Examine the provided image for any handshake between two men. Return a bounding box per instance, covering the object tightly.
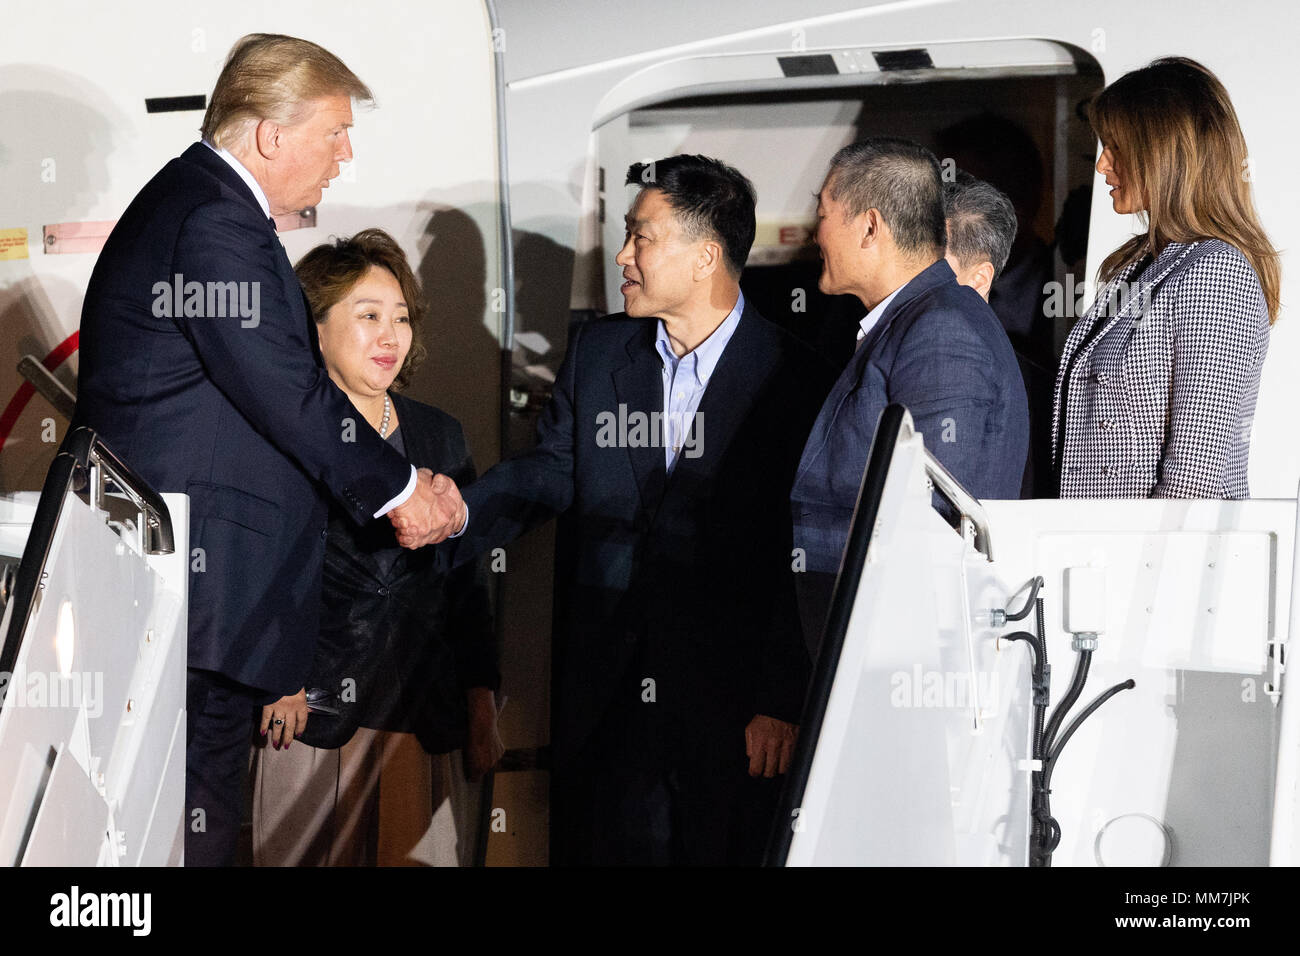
[388,468,467,549]
[388,469,799,778]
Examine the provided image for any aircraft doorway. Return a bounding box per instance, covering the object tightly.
[585,42,1105,496]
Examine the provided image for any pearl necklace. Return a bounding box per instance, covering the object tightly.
[379,393,392,438]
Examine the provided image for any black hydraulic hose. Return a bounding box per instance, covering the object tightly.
[1030,709,1049,859]
[1003,629,1045,780]
[1005,576,1044,622]
[1000,631,1046,754]
[1033,596,1049,730]
[999,631,1040,669]
[1030,597,1057,866]
[1037,676,1137,864]
[1042,650,1091,756]
[1000,624,1048,760]
[1007,585,1138,867]
[1042,816,1063,857]
[996,628,1040,682]
[1034,787,1056,866]
[1002,596,1052,864]
[1033,639,1088,865]
[1043,679,1137,793]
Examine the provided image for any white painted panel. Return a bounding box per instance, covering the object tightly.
[20,744,109,867]
[1038,532,1272,674]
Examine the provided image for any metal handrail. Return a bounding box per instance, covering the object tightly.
[909,416,995,562]
[17,356,76,422]
[85,431,175,556]
[765,402,992,865]
[0,427,173,694]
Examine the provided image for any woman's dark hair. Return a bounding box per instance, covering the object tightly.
[294,228,427,389]
[625,154,757,276]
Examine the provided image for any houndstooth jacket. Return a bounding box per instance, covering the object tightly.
[1052,238,1270,498]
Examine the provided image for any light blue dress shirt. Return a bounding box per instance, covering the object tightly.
[653,290,745,473]
[856,285,904,345]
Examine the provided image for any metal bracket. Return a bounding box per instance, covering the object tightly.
[959,516,983,734]
[1265,639,1285,705]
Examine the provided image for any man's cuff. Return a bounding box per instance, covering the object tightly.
[373,465,418,518]
[449,503,469,538]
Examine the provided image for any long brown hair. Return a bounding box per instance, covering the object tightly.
[1089,56,1280,323]
[295,229,427,390]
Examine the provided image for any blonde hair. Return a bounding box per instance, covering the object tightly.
[1090,56,1280,323]
[201,33,372,150]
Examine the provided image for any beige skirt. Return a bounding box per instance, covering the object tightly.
[251,727,473,867]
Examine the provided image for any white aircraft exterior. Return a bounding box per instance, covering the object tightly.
[0,0,1295,866]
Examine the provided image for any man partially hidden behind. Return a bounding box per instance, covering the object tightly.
[74,34,463,866]
[452,155,833,864]
[944,170,1054,498]
[942,170,1018,305]
[791,140,1028,652]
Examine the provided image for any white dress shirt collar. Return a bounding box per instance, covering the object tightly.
[203,140,272,220]
[856,284,904,344]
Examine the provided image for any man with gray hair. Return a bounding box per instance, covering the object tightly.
[943,170,1018,300]
[790,139,1029,649]
[75,33,464,865]
[943,170,1053,497]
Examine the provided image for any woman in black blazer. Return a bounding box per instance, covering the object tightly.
[1053,57,1280,499]
[251,229,503,866]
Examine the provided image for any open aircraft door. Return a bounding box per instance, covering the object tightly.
[771,405,1300,867]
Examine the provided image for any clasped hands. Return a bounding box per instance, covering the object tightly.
[388,468,467,549]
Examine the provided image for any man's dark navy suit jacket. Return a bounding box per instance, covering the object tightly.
[793,259,1029,578]
[74,142,411,696]
[457,303,834,768]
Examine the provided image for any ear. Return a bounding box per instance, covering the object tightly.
[859,208,882,250]
[695,239,723,281]
[972,261,997,299]
[254,119,282,161]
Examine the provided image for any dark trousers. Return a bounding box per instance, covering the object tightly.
[795,570,837,664]
[551,752,781,866]
[185,667,261,867]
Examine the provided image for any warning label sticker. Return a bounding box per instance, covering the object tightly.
[0,228,30,261]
